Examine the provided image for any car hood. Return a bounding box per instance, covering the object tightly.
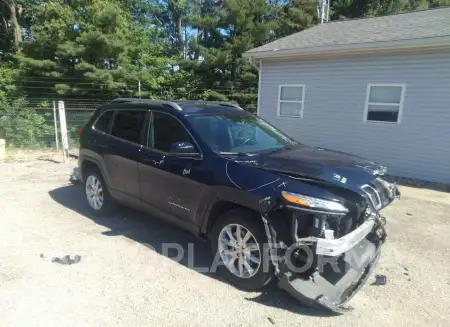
[254,145,386,191]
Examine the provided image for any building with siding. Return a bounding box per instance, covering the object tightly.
[244,7,450,184]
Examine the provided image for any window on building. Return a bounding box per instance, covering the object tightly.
[111,110,147,144]
[364,84,406,123]
[278,85,305,117]
[93,110,114,133]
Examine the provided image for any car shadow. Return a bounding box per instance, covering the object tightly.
[48,185,339,317]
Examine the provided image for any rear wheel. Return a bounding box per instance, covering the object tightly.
[210,209,274,291]
[84,168,114,215]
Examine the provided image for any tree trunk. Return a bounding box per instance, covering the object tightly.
[194,28,203,60]
[1,16,7,33]
[176,15,183,52]
[2,0,22,48]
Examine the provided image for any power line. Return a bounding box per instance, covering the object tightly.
[12,78,257,91]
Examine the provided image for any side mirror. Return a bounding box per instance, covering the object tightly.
[168,142,201,157]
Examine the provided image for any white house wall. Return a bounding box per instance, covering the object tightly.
[258,51,450,184]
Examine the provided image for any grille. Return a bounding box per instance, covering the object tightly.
[362,184,382,210]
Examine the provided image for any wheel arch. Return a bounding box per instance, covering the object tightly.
[80,155,110,188]
[201,198,263,238]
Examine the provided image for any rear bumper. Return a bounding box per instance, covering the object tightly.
[277,218,386,311]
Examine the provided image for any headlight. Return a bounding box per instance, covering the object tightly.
[281,191,348,213]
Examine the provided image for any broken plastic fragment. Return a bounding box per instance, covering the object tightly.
[371,274,387,286]
[51,254,81,265]
[324,229,334,240]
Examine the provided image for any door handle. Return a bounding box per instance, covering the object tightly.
[140,155,164,167]
[140,156,156,165]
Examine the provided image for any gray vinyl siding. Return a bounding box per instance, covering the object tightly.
[258,51,450,184]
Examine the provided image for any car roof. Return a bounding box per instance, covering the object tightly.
[109,98,246,116]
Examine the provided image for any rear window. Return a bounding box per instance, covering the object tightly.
[111,110,147,144]
[94,110,114,133]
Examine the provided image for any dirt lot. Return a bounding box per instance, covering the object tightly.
[0,153,449,327]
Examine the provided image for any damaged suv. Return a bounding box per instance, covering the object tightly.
[78,98,400,311]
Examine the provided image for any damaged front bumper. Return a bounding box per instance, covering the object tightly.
[274,214,387,311]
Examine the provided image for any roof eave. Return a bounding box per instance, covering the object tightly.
[243,35,450,59]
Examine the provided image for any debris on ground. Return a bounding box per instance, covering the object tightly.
[371,274,387,286]
[338,304,354,312]
[51,254,81,265]
[70,167,81,184]
[267,317,275,325]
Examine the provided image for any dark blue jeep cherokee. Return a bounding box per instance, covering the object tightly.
[78,98,400,311]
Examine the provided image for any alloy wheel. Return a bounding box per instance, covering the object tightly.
[218,224,261,278]
[85,175,104,211]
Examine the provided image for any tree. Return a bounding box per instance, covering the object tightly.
[15,0,173,100]
[181,0,273,105]
[0,0,22,48]
[271,0,317,39]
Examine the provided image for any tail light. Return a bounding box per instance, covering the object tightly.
[77,127,83,136]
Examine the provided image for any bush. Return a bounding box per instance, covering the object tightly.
[0,98,54,148]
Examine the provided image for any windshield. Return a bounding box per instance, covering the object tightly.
[187,113,298,154]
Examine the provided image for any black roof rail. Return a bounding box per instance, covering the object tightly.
[210,101,244,110]
[110,98,244,111]
[110,98,183,111]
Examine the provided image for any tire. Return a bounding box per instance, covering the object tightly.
[210,208,274,291]
[83,167,115,216]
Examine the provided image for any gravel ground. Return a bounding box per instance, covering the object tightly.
[0,154,449,327]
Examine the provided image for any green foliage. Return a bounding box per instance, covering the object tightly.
[199,90,230,102]
[0,64,20,100]
[0,98,54,148]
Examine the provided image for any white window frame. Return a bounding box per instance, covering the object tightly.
[277,84,306,118]
[363,83,406,124]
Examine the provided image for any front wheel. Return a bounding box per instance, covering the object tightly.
[210,209,274,291]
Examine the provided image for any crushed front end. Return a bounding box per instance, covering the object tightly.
[262,177,400,311]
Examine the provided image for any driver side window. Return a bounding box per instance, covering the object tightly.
[149,111,196,153]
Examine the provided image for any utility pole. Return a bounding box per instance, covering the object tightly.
[138,80,141,98]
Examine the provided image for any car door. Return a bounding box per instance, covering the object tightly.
[138,111,205,224]
[103,109,148,205]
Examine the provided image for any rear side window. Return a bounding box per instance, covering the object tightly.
[94,110,114,133]
[111,110,147,144]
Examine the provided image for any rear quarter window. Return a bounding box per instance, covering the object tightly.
[94,111,114,133]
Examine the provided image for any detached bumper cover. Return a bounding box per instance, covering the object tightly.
[277,217,386,311]
[316,216,377,257]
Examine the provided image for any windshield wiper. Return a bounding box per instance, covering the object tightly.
[219,151,257,156]
[268,146,292,154]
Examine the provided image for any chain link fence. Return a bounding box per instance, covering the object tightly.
[0,94,257,151]
[0,99,99,150]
